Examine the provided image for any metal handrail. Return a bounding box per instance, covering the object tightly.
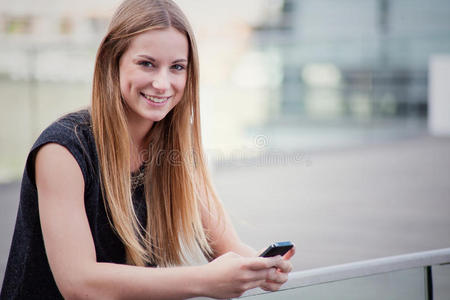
[240,248,450,298]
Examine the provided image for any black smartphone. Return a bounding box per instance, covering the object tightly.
[259,241,294,257]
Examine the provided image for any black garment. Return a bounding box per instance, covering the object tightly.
[1,110,147,299]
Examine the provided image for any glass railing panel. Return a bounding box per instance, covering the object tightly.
[241,267,426,300]
[434,264,450,300]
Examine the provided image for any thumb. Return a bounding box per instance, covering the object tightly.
[283,246,296,260]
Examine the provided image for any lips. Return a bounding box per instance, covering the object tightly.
[140,92,171,103]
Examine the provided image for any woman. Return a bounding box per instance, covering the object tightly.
[1,0,294,299]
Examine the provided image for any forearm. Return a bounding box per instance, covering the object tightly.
[65,248,292,300]
[73,262,207,300]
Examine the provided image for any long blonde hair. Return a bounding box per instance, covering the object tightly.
[91,0,222,267]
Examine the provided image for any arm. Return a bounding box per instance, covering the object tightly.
[199,180,296,292]
[36,143,287,300]
[201,201,256,258]
[198,180,256,258]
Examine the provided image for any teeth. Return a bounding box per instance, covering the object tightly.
[142,93,169,103]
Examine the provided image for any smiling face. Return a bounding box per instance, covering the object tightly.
[119,27,189,127]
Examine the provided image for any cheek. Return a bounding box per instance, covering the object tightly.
[119,67,130,99]
[175,74,188,93]
[119,73,127,98]
[171,76,187,107]
[120,69,147,97]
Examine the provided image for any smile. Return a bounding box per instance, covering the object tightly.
[140,92,171,103]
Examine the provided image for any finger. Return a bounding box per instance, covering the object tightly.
[274,259,293,274]
[260,281,282,292]
[283,245,296,260]
[244,279,267,291]
[246,256,282,271]
[267,268,289,284]
[243,269,273,282]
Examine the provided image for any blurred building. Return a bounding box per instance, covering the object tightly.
[250,0,450,123]
[0,0,119,81]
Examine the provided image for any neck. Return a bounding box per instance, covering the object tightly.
[126,113,154,172]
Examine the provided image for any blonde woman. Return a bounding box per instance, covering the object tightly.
[1,0,295,299]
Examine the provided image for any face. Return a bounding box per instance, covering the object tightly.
[119,27,189,126]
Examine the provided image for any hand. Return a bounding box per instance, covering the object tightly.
[202,252,287,299]
[259,246,295,292]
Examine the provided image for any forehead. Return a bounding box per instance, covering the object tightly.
[126,27,189,60]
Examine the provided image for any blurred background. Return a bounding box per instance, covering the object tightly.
[1,0,450,297]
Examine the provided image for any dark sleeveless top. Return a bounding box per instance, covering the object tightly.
[1,109,147,299]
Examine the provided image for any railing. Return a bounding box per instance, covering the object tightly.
[238,248,450,300]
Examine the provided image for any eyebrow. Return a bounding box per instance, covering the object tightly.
[137,54,187,64]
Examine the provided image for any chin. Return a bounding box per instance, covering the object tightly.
[142,111,169,122]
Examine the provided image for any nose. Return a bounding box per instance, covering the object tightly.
[152,70,170,92]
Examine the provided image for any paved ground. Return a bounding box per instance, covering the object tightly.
[213,135,450,271]
[1,135,450,293]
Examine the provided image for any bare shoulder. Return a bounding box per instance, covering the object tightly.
[35,143,85,195]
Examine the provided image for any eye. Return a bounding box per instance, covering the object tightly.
[138,61,154,68]
[171,64,186,71]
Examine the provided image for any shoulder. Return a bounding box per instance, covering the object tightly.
[26,109,98,190]
[33,108,94,164]
[39,109,92,143]
[35,142,85,193]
